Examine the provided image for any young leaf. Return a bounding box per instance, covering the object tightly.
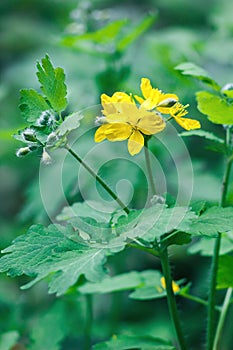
[185,206,233,237]
[19,89,50,123]
[0,224,108,296]
[93,334,175,350]
[175,62,220,91]
[36,55,67,113]
[179,130,224,144]
[57,112,84,136]
[217,255,233,289]
[196,91,233,125]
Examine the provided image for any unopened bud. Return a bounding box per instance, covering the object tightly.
[41,148,52,165]
[22,128,37,142]
[16,147,31,157]
[46,132,59,146]
[36,110,56,127]
[95,116,107,126]
[157,98,178,108]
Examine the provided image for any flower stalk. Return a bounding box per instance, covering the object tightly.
[65,144,130,214]
[144,136,157,195]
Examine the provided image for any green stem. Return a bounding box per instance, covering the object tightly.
[206,126,233,350]
[221,157,233,207]
[180,292,209,308]
[144,137,156,196]
[84,295,93,350]
[128,243,159,257]
[213,288,233,350]
[206,232,221,350]
[160,248,188,350]
[65,145,130,214]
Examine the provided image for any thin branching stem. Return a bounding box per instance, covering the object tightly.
[160,248,188,350]
[213,288,233,350]
[144,137,156,195]
[65,144,130,214]
[206,126,233,350]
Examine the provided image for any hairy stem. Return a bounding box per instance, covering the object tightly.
[65,145,130,214]
[160,248,188,350]
[213,288,233,350]
[144,137,156,195]
[206,126,233,350]
[206,232,221,350]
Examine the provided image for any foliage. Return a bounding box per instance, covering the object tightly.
[1,1,233,349]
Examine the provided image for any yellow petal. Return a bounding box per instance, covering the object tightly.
[95,124,109,142]
[137,110,166,135]
[160,277,180,293]
[158,93,179,105]
[140,78,153,99]
[174,117,201,130]
[103,103,139,125]
[128,130,144,155]
[104,123,132,141]
[140,88,161,110]
[101,92,134,116]
[134,94,144,104]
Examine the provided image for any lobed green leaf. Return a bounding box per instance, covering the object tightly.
[19,89,50,123]
[185,206,233,237]
[36,55,67,113]
[196,91,233,125]
[179,129,224,144]
[0,224,107,296]
[175,62,220,91]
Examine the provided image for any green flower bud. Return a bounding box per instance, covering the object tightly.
[157,98,178,108]
[16,147,31,157]
[41,148,52,165]
[22,128,37,142]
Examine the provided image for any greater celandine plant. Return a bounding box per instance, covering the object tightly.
[0,56,233,350]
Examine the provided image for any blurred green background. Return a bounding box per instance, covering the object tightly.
[1,0,233,349]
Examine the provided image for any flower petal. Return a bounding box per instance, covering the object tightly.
[174,117,201,130]
[94,124,109,142]
[137,110,166,135]
[140,78,153,99]
[104,123,132,141]
[140,88,161,110]
[128,130,144,155]
[101,92,134,116]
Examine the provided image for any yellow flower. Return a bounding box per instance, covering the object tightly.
[95,96,165,156]
[160,277,180,293]
[169,102,201,130]
[135,78,179,113]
